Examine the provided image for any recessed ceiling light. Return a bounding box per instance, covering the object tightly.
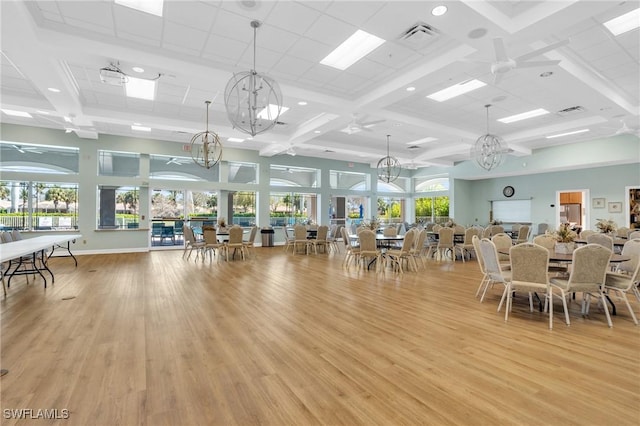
[539,71,553,78]
[47,87,61,93]
[131,125,151,132]
[406,86,416,92]
[227,137,245,143]
[63,116,73,123]
[314,130,321,134]
[546,128,590,139]
[36,110,50,115]
[497,108,550,123]
[431,5,447,16]
[603,8,640,36]
[257,104,289,119]
[132,67,145,73]
[320,29,385,70]
[114,0,164,17]
[1,109,32,118]
[426,79,487,102]
[298,101,308,106]
[125,76,156,100]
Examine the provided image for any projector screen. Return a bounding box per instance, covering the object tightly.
[492,199,532,223]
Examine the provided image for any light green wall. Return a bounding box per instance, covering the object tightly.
[1,123,638,252]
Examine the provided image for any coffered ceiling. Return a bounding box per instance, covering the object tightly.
[1,0,638,170]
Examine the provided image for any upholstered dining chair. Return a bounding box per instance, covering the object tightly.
[283,226,295,253]
[357,229,384,272]
[550,244,613,327]
[454,227,480,262]
[514,225,531,244]
[604,244,640,325]
[435,227,454,261]
[586,233,614,251]
[293,224,310,255]
[491,233,513,269]
[611,238,640,304]
[478,238,512,304]
[243,226,258,258]
[629,231,640,240]
[203,227,224,263]
[500,243,554,329]
[310,225,329,254]
[533,234,568,273]
[226,225,246,261]
[472,235,489,298]
[386,228,417,273]
[579,229,596,239]
[340,226,359,268]
[409,228,428,269]
[183,225,206,260]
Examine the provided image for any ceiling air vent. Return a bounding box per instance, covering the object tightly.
[398,22,440,49]
[557,106,585,116]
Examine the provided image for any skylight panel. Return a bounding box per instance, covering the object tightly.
[1,109,32,118]
[257,104,289,120]
[603,8,640,36]
[114,0,164,17]
[125,77,156,101]
[497,108,549,124]
[426,79,486,102]
[320,30,386,70]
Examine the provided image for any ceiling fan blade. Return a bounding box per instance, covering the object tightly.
[493,72,504,85]
[516,60,561,68]
[493,38,509,62]
[515,39,569,62]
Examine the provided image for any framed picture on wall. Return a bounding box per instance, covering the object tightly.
[627,186,640,230]
[608,202,622,214]
[592,198,605,208]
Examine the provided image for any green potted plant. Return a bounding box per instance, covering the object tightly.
[551,223,577,254]
[595,218,616,234]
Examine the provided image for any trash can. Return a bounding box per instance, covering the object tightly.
[260,227,275,247]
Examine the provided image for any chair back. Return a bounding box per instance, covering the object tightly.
[228,226,244,245]
[294,225,307,240]
[1,232,13,243]
[580,229,596,239]
[492,233,512,260]
[437,227,454,249]
[463,227,479,244]
[341,226,355,250]
[432,224,442,232]
[412,229,428,252]
[510,243,550,284]
[478,238,506,281]
[10,230,23,241]
[511,224,522,234]
[482,226,492,238]
[453,225,465,235]
[315,225,328,241]
[183,225,195,243]
[383,226,397,237]
[616,227,629,238]
[629,231,640,240]
[358,229,377,253]
[617,238,640,275]
[586,233,614,251]
[472,235,485,274]
[246,226,258,243]
[515,225,530,243]
[533,234,556,250]
[569,244,612,286]
[537,223,549,235]
[399,229,416,254]
[203,228,218,245]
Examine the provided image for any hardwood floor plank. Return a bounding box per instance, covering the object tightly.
[1,248,638,425]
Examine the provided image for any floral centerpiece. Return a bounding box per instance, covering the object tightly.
[444,219,457,228]
[595,218,616,234]
[550,223,577,253]
[217,217,227,230]
[361,218,380,230]
[490,219,502,225]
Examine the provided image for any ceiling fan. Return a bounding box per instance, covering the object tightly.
[604,119,640,136]
[12,144,42,154]
[341,114,385,135]
[488,38,569,84]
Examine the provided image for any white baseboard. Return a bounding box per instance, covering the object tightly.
[71,247,150,255]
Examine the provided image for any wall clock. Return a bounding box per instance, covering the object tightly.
[503,185,515,198]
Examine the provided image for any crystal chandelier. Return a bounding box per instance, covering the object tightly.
[224,20,283,137]
[377,135,401,183]
[471,104,508,171]
[190,101,222,169]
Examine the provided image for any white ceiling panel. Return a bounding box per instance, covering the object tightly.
[0,0,636,166]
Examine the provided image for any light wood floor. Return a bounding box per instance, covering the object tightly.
[1,247,639,425]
